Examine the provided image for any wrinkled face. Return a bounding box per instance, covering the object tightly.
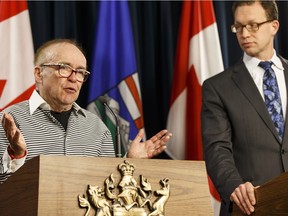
[34,43,87,111]
[234,2,279,60]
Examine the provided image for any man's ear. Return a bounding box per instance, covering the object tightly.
[271,20,279,35]
[34,67,43,84]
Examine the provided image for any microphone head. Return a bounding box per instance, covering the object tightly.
[98,96,108,104]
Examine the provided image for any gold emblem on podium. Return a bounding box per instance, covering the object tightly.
[78,160,170,216]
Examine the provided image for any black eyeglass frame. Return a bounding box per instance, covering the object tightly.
[40,63,90,82]
[231,20,274,33]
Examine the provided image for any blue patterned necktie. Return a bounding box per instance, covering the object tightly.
[259,61,285,141]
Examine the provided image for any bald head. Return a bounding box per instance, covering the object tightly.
[34,39,86,67]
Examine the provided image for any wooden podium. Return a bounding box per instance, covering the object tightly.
[233,172,288,215]
[0,155,213,215]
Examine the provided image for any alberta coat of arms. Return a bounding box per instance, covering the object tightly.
[78,160,170,216]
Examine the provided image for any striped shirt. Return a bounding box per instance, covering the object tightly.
[0,90,115,183]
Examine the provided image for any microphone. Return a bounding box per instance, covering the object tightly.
[98,96,122,158]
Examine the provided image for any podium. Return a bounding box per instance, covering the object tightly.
[233,172,288,215]
[0,155,213,215]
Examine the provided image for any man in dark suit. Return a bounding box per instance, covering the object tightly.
[201,1,288,215]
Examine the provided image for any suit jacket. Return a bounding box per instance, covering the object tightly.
[201,56,288,216]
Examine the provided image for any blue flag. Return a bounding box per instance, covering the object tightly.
[87,1,145,156]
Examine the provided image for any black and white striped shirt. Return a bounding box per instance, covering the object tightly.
[0,90,115,183]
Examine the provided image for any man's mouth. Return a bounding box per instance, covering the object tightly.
[64,87,77,93]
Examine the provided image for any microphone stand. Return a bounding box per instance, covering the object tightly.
[99,96,122,157]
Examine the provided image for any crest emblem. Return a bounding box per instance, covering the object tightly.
[78,160,170,216]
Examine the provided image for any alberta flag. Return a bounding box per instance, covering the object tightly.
[87,1,145,156]
[0,1,35,110]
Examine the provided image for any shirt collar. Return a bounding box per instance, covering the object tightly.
[28,89,86,117]
[243,50,284,71]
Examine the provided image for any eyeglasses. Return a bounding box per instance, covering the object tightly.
[231,20,274,33]
[40,63,90,82]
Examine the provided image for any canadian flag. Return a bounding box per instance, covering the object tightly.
[0,1,35,110]
[165,1,223,215]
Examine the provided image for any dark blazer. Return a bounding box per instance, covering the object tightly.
[201,56,288,216]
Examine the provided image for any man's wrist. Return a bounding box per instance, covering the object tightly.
[7,145,27,159]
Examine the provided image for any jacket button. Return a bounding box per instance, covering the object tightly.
[281,149,285,154]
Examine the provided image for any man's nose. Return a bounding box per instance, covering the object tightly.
[241,26,250,37]
[67,71,77,82]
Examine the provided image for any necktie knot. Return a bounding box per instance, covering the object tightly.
[259,61,273,71]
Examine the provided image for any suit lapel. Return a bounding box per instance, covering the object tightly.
[231,60,281,143]
[279,56,288,143]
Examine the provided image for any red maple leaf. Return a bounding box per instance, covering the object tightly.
[0,80,7,98]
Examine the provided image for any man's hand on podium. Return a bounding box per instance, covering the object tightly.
[230,182,259,215]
